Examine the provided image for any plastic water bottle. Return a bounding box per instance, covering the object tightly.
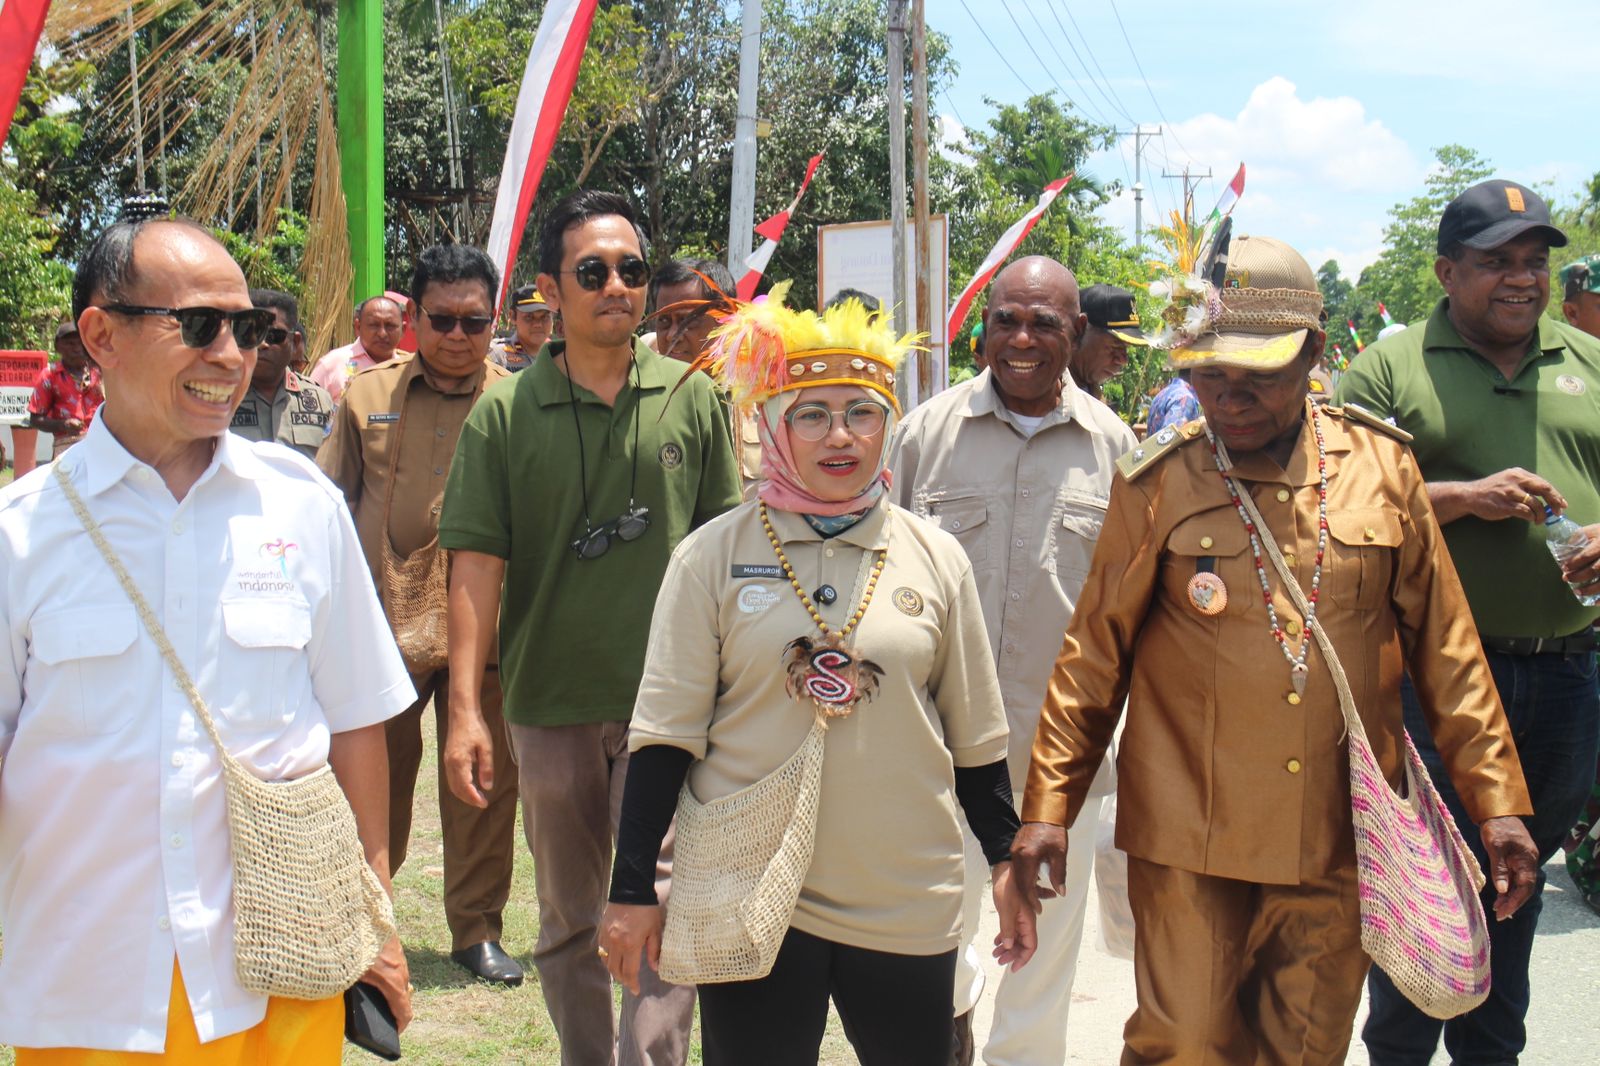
[1544,506,1600,606]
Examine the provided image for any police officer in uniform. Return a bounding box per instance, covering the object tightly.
[1011,235,1539,1065]
[230,289,334,459]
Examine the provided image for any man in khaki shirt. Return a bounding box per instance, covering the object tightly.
[891,256,1134,1066]
[230,289,334,459]
[1011,236,1539,1065]
[318,244,519,985]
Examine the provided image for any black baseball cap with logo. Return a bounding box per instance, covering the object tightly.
[1080,284,1146,345]
[1437,179,1568,254]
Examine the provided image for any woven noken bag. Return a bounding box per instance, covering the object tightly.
[56,464,396,1001]
[377,386,451,674]
[1232,469,1490,1020]
[658,711,827,985]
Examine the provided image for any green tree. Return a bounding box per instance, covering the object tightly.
[0,169,73,350]
[1355,144,1494,325]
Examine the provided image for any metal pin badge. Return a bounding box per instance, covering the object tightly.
[814,584,838,606]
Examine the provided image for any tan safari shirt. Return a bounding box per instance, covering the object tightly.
[317,354,509,586]
[890,369,1136,791]
[1021,403,1531,886]
[630,500,1009,954]
[228,369,334,460]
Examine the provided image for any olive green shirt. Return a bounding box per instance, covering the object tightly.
[1334,299,1600,638]
[438,340,743,726]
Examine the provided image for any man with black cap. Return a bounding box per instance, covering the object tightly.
[490,284,553,372]
[1337,179,1600,1065]
[1071,283,1145,400]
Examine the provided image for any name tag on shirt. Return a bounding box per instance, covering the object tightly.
[230,408,260,428]
[290,411,328,427]
[731,564,784,579]
[366,412,400,424]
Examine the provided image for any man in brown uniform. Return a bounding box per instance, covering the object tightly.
[1011,235,1540,1065]
[318,243,521,984]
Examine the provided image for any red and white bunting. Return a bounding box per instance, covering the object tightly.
[737,152,823,300]
[946,173,1074,341]
[485,0,600,312]
[0,0,52,150]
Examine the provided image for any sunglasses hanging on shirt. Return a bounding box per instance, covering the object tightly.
[566,353,652,560]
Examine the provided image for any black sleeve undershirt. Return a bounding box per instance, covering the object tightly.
[609,744,693,905]
[955,759,1022,866]
[607,747,1021,905]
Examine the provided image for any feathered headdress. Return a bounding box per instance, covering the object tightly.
[683,283,925,414]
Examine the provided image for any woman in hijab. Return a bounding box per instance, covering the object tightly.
[596,289,1034,1065]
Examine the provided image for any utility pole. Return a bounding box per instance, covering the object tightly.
[1117,124,1159,250]
[125,4,146,188]
[433,0,467,239]
[887,0,909,409]
[1163,163,1212,226]
[727,0,762,275]
[911,0,931,399]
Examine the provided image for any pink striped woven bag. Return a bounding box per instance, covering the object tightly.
[1235,477,1490,1020]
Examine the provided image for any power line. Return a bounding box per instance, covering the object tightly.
[1043,1,1134,125]
[995,0,1091,113]
[1107,0,1198,164]
[1015,0,1114,127]
[1054,1,1139,124]
[941,88,971,140]
[955,0,1036,96]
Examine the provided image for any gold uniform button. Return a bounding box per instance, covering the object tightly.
[1283,552,1298,568]
[1286,758,1303,774]
[1199,536,1214,549]
[1286,692,1302,706]
[1285,619,1301,637]
[1363,527,1377,542]
[1276,488,1291,503]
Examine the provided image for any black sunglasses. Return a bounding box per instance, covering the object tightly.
[98,304,276,349]
[571,504,651,560]
[263,327,291,346]
[421,310,495,336]
[558,256,651,292]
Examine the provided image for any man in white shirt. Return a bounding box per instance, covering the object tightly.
[891,256,1134,1066]
[0,217,416,1058]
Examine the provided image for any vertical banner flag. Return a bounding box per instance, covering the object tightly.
[1207,163,1246,224]
[485,0,600,311]
[1377,301,1395,328]
[0,0,53,149]
[946,173,1074,341]
[1347,320,1365,353]
[737,152,824,301]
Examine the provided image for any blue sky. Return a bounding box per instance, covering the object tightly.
[925,0,1598,277]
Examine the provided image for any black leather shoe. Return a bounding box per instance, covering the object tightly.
[450,940,525,986]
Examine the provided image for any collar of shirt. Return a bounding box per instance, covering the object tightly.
[70,416,272,499]
[403,349,492,396]
[526,337,673,407]
[1423,298,1569,381]
[765,498,891,552]
[1205,401,1356,487]
[959,366,1083,435]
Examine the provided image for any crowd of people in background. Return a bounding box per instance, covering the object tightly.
[0,177,1596,1066]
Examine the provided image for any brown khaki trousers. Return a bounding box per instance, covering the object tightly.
[388,667,518,952]
[1122,856,1369,1066]
[509,720,696,1066]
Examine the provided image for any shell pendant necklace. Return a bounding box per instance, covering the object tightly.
[761,503,886,719]
[1204,406,1329,698]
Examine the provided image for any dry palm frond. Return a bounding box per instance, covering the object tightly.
[45,0,353,351]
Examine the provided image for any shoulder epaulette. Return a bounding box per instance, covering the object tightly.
[1117,418,1206,481]
[1327,402,1413,443]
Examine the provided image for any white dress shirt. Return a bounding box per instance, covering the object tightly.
[0,418,414,1051]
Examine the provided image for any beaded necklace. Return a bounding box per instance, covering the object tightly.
[761,502,887,717]
[1204,405,1328,698]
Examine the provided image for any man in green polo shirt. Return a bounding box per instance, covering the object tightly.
[438,190,741,1066]
[1335,178,1600,1066]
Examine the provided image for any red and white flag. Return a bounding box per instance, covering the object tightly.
[0,0,52,150]
[946,173,1074,341]
[737,152,823,300]
[485,0,599,311]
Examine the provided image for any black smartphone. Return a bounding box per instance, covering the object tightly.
[344,981,401,1061]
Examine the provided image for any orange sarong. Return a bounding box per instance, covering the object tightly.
[15,962,342,1065]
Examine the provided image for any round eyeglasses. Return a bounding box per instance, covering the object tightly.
[784,399,889,442]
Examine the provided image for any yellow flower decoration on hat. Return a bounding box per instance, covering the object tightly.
[688,283,925,414]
